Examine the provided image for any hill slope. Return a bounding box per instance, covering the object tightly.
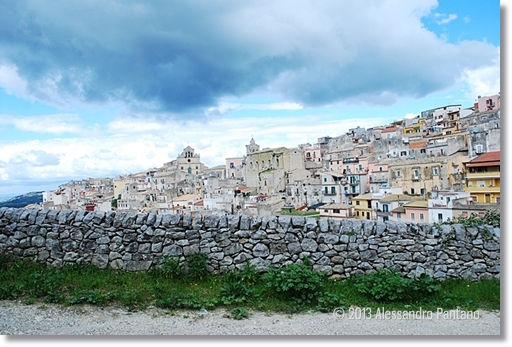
[0,192,43,208]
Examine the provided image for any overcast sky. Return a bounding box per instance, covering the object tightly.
[0,0,501,198]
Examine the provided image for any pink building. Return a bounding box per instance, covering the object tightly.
[476,94,500,112]
[226,157,244,179]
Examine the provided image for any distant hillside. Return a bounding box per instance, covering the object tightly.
[0,191,43,208]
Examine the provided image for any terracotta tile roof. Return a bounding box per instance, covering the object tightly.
[409,140,427,149]
[469,151,500,164]
[381,126,398,133]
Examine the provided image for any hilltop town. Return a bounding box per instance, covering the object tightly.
[38,94,500,224]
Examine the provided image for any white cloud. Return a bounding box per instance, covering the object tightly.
[0,65,31,99]
[460,47,500,101]
[0,114,85,134]
[207,101,303,115]
[434,13,458,25]
[106,119,165,134]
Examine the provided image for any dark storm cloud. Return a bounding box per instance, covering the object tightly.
[0,0,498,113]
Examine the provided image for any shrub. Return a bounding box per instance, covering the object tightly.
[230,306,248,320]
[219,281,254,305]
[150,255,183,279]
[262,260,327,308]
[352,269,441,303]
[315,292,347,313]
[438,209,500,227]
[183,252,209,280]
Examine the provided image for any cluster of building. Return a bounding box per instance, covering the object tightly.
[40,93,501,224]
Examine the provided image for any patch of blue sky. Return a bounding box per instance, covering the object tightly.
[0,89,57,116]
[0,127,54,142]
[422,0,500,46]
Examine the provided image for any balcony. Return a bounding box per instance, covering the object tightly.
[376,211,392,216]
[370,176,387,183]
[343,157,359,164]
[466,172,501,180]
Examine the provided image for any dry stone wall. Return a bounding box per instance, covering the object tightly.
[0,207,500,280]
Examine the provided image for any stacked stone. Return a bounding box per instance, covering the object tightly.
[0,207,500,280]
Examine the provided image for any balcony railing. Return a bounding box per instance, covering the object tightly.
[411,174,421,181]
[370,177,387,183]
[343,158,359,164]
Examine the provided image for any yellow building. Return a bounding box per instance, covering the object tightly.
[403,118,423,135]
[351,192,373,220]
[464,151,500,203]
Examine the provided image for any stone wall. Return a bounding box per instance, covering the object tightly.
[0,207,500,281]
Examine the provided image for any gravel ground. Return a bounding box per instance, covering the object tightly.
[0,300,500,336]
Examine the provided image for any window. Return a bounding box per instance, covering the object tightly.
[324,177,327,182]
[331,187,336,194]
[411,188,415,194]
[477,181,485,188]
[324,187,328,195]
[420,188,425,195]
[379,166,383,171]
[334,209,340,214]
[356,201,360,205]
[411,213,415,220]
[420,213,424,221]
[396,170,401,177]
[432,167,439,175]
[397,213,401,219]
[438,213,443,222]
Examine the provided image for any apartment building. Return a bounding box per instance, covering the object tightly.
[463,151,500,204]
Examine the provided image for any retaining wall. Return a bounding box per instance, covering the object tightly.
[0,207,500,280]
